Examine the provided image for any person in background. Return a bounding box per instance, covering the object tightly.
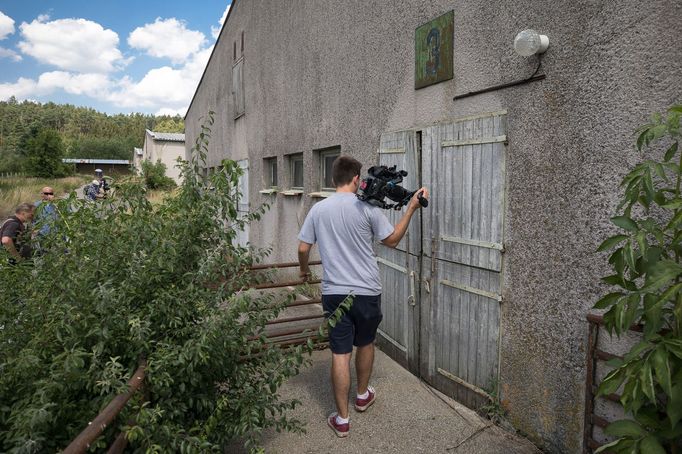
[34,186,57,237]
[85,179,102,201]
[1,203,35,264]
[95,168,110,194]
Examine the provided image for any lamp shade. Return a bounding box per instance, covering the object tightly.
[514,29,550,56]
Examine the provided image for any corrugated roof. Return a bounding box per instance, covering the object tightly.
[63,159,130,164]
[146,130,185,142]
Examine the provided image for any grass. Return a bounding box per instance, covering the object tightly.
[0,175,91,219]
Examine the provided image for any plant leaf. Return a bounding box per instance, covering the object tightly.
[594,438,624,453]
[640,362,656,404]
[597,235,629,252]
[598,367,626,396]
[668,383,682,428]
[640,260,682,292]
[611,216,638,232]
[664,142,678,162]
[594,292,624,310]
[604,419,646,437]
[640,435,667,454]
[651,347,672,397]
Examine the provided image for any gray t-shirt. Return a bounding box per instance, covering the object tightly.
[298,192,394,295]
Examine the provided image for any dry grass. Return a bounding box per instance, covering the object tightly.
[0,175,91,219]
[147,188,177,205]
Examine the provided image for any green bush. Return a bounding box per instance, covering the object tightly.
[0,113,311,453]
[24,129,72,178]
[67,136,136,161]
[141,159,176,190]
[594,105,682,453]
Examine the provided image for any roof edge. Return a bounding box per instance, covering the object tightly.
[184,0,239,122]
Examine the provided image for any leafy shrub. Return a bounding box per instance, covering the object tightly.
[24,129,72,178]
[594,105,682,453]
[67,136,137,161]
[141,159,176,190]
[0,113,312,452]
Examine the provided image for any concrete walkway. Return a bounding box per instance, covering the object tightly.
[235,348,541,453]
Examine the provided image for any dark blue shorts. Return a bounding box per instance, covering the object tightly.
[322,294,382,354]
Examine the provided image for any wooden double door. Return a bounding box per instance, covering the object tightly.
[375,111,507,408]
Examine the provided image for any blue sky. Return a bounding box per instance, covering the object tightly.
[0,1,231,115]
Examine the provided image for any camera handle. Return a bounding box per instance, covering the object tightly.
[409,190,429,208]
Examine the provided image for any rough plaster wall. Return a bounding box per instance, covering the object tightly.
[156,142,185,183]
[185,0,681,452]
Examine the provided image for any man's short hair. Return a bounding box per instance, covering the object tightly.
[332,155,362,187]
[15,203,35,214]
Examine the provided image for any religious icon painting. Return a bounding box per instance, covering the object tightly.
[415,10,454,89]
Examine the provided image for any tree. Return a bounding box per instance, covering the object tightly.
[594,105,682,453]
[153,117,185,133]
[0,113,312,453]
[24,128,71,177]
[141,159,176,190]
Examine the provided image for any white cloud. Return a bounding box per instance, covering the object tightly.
[107,46,212,115]
[0,11,15,40]
[0,71,111,100]
[18,17,127,73]
[0,47,21,61]
[0,77,39,100]
[211,4,231,39]
[155,107,185,116]
[1,16,213,116]
[38,71,111,98]
[128,17,206,64]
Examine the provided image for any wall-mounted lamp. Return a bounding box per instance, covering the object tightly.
[453,28,549,101]
[513,29,550,57]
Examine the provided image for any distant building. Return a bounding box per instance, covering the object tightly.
[135,130,186,183]
[132,147,143,170]
[62,158,131,176]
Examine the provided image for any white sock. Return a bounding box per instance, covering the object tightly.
[335,414,349,424]
[357,389,369,400]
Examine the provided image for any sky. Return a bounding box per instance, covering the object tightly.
[0,1,231,116]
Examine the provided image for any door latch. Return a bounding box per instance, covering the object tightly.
[407,271,416,306]
[423,278,431,294]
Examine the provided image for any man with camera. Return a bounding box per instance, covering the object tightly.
[297,154,428,437]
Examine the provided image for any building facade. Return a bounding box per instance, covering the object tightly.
[137,130,186,183]
[184,1,682,452]
[62,158,132,176]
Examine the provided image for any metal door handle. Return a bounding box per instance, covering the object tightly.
[423,278,431,294]
[407,271,416,306]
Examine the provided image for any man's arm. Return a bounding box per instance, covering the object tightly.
[381,187,429,249]
[1,236,20,260]
[298,241,313,280]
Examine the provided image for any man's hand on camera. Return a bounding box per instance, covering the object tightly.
[409,187,429,211]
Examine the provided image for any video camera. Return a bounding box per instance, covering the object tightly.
[357,165,428,210]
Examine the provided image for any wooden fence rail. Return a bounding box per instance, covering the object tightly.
[63,260,324,451]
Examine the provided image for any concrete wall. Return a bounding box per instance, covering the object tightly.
[185,0,682,451]
[142,133,185,183]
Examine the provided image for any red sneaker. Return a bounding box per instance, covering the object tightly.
[354,386,376,412]
[327,412,350,437]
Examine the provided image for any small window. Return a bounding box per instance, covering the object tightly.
[290,154,303,189]
[264,157,277,188]
[233,41,236,61]
[232,59,245,118]
[241,31,244,54]
[319,148,340,190]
